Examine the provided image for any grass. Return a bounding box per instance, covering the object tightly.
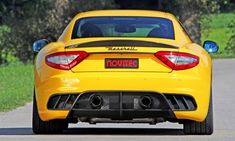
[201,12,235,57]
[0,63,34,112]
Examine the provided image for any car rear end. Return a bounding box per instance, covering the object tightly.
[35,39,211,122]
[33,10,212,134]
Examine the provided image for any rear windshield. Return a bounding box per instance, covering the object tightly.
[72,17,175,39]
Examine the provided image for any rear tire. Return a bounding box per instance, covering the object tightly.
[32,93,68,134]
[183,93,213,135]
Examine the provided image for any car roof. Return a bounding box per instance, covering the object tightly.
[74,10,176,20]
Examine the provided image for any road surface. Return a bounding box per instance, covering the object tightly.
[0,59,235,141]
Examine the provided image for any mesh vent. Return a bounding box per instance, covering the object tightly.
[164,94,197,111]
[47,94,79,110]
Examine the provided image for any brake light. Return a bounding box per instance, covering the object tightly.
[155,51,199,70]
[45,51,89,70]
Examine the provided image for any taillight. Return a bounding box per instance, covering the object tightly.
[155,51,199,70]
[45,51,89,70]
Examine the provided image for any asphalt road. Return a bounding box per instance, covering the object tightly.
[0,59,235,141]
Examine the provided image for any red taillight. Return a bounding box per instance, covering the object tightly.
[45,51,89,70]
[154,51,199,70]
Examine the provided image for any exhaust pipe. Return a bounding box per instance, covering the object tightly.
[89,95,103,109]
[139,95,153,109]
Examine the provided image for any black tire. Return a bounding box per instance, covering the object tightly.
[183,93,213,135]
[32,94,68,134]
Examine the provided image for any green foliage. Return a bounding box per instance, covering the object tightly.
[225,35,235,56]
[201,12,235,58]
[0,25,11,64]
[166,0,220,44]
[216,0,235,12]
[117,0,221,44]
[1,0,118,63]
[0,63,33,112]
[225,17,235,55]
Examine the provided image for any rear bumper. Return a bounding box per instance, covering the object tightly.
[35,71,211,122]
[47,91,196,120]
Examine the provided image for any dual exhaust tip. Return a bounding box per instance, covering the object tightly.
[139,95,153,109]
[89,95,153,109]
[89,95,103,109]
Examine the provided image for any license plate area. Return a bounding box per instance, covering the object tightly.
[105,58,139,69]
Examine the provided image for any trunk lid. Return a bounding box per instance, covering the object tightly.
[65,40,179,73]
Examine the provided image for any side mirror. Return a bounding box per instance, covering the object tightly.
[32,39,49,53]
[203,40,219,53]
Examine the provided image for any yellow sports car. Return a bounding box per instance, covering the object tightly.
[32,10,219,134]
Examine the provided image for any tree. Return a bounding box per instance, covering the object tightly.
[0,25,11,64]
[116,0,219,44]
[1,0,233,64]
[225,19,235,55]
[3,0,118,63]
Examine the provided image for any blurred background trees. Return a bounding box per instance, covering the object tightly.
[0,0,117,63]
[225,19,235,55]
[116,0,220,44]
[0,0,234,64]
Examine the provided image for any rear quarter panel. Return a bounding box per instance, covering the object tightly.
[174,43,212,121]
